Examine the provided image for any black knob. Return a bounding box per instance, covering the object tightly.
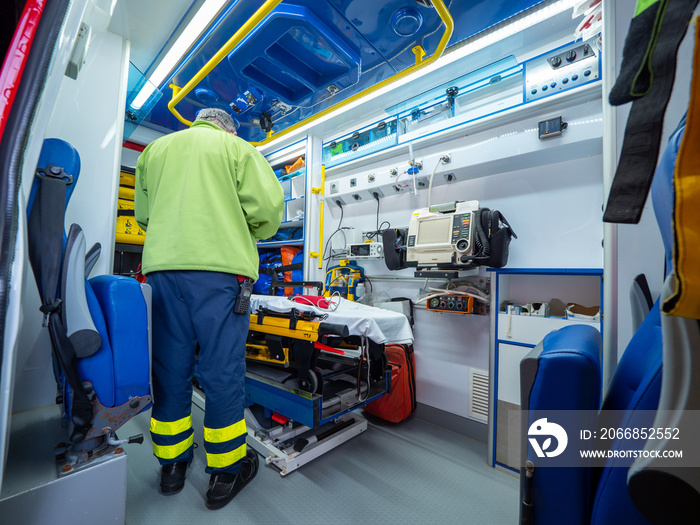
[551,56,562,68]
[566,50,577,62]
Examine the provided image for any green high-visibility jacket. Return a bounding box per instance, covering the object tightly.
[135,120,284,280]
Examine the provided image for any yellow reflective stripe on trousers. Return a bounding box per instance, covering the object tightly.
[203,419,246,443]
[206,443,247,469]
[150,414,192,436]
[152,434,194,460]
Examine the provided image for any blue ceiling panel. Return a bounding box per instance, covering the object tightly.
[137,0,548,143]
[227,4,360,107]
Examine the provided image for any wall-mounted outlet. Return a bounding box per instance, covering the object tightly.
[441,153,452,164]
[415,177,429,189]
[332,196,346,206]
[352,193,362,201]
[390,168,398,177]
[350,178,357,187]
[444,173,456,183]
[368,173,375,183]
[370,188,384,199]
[330,182,339,194]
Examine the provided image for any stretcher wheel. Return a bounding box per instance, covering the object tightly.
[308,369,319,394]
[299,369,320,394]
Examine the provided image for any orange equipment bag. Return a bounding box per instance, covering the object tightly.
[281,245,301,296]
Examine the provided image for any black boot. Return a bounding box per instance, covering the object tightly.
[159,461,190,495]
[206,450,259,510]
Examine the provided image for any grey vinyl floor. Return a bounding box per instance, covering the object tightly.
[121,406,519,525]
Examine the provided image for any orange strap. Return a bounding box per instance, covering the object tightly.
[663,18,700,318]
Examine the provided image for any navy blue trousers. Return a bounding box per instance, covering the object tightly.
[147,271,249,475]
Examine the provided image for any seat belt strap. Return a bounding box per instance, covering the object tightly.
[664,18,700,318]
[603,0,699,224]
[27,165,92,441]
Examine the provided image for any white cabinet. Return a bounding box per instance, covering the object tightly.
[488,268,603,472]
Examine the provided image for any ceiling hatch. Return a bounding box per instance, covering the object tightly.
[227,4,360,108]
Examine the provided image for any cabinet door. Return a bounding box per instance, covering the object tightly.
[497,313,600,345]
[496,342,531,470]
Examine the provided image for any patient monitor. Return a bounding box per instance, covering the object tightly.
[406,200,480,269]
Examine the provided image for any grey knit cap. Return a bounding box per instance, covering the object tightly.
[195,108,238,133]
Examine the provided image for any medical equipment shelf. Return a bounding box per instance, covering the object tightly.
[321,37,601,174]
[488,268,603,473]
[257,239,303,248]
[260,136,310,274]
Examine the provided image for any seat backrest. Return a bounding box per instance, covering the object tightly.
[27,138,151,444]
[589,120,682,525]
[520,121,684,525]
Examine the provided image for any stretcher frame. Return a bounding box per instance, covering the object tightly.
[242,306,391,475]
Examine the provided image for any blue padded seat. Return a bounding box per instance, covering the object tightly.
[519,120,683,525]
[84,276,150,407]
[520,325,603,525]
[28,138,151,439]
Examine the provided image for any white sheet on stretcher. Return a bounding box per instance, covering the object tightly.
[249,295,414,345]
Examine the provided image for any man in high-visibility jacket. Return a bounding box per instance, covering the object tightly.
[135,108,283,509]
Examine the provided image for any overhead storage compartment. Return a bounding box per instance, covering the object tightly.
[228,4,361,107]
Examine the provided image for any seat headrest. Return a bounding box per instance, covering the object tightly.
[35,138,81,208]
[651,119,684,277]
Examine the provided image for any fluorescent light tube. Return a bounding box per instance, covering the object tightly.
[131,0,228,110]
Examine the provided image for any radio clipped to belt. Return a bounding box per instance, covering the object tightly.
[234,277,254,314]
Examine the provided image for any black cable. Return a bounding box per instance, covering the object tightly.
[322,201,345,279]
[322,201,343,261]
[365,192,391,242]
[364,275,373,294]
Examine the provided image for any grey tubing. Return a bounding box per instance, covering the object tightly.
[62,224,101,357]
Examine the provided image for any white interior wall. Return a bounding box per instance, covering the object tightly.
[324,125,603,417]
[12,30,129,413]
[120,146,141,169]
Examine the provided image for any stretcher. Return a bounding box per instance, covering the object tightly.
[242,294,413,475]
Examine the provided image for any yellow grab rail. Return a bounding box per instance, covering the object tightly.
[318,165,325,269]
[167,0,283,127]
[167,0,453,143]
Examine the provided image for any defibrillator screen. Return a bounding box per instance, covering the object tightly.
[417,217,451,245]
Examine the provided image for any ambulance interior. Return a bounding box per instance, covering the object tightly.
[1,0,700,523]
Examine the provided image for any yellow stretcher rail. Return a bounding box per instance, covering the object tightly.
[246,343,290,366]
[249,313,321,342]
[167,0,454,146]
[249,312,349,342]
